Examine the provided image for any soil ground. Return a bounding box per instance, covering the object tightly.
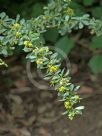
[0,44,102,136]
[0,65,102,136]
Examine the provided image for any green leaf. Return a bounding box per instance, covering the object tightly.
[44,28,59,43]
[92,7,102,18]
[32,3,44,17]
[75,106,84,110]
[74,85,80,91]
[88,55,102,74]
[62,111,68,115]
[70,2,85,16]
[2,47,8,56]
[90,35,102,49]
[55,36,74,60]
[83,0,94,6]
[23,47,32,52]
[0,12,6,19]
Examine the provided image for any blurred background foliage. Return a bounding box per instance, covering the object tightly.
[0,0,102,74]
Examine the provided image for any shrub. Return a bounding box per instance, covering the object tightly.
[0,0,102,120]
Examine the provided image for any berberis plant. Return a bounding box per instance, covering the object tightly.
[0,0,102,120]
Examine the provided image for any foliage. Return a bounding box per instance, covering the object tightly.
[88,55,102,74]
[0,0,102,119]
[55,36,74,59]
[1,0,102,74]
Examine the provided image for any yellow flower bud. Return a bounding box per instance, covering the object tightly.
[65,8,74,16]
[39,47,49,53]
[58,86,65,92]
[64,101,72,109]
[24,41,33,48]
[36,59,43,65]
[59,78,65,85]
[48,64,51,68]
[39,48,44,53]
[13,23,21,29]
[49,66,58,73]
[24,41,28,46]
[28,42,33,48]
[15,32,21,38]
[33,48,37,53]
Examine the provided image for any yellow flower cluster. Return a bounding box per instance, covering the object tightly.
[59,78,67,85]
[33,48,37,53]
[36,59,43,65]
[64,101,72,109]
[24,41,33,48]
[13,23,21,29]
[48,65,58,73]
[15,32,21,38]
[65,8,74,16]
[39,47,49,53]
[58,86,65,92]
